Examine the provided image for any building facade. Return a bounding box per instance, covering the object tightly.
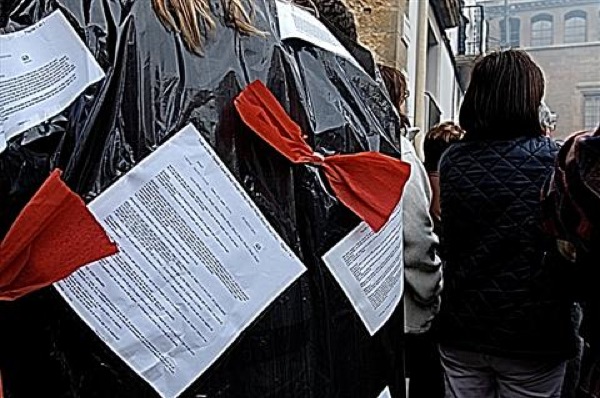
[479,0,600,137]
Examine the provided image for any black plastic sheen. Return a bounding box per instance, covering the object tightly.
[0,1,405,396]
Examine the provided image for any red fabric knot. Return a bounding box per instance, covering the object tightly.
[0,169,118,301]
[234,80,411,232]
[312,152,326,162]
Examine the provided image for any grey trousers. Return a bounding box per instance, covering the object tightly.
[440,345,567,398]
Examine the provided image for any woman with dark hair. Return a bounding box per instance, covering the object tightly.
[436,50,577,398]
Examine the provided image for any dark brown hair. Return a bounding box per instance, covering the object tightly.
[423,121,464,172]
[459,50,545,140]
[378,64,411,127]
[378,64,408,109]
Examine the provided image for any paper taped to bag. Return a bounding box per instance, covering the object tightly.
[276,0,360,67]
[0,10,104,153]
[322,203,404,335]
[55,124,306,398]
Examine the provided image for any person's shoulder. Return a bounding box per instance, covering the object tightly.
[520,135,560,154]
[399,136,418,159]
[438,140,469,165]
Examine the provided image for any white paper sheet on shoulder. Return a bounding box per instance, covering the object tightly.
[322,203,404,336]
[378,386,392,398]
[0,10,104,153]
[275,0,360,67]
[55,124,306,398]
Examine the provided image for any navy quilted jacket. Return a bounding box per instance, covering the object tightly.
[437,136,576,360]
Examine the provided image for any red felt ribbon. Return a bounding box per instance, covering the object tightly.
[0,169,118,301]
[234,80,411,232]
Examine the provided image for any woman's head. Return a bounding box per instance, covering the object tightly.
[378,64,408,112]
[423,121,464,173]
[378,64,410,128]
[459,50,546,140]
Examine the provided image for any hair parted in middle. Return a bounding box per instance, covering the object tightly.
[153,0,264,54]
[459,49,546,140]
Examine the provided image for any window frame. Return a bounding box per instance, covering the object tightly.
[583,93,600,131]
[499,17,521,47]
[530,13,554,47]
[564,10,587,44]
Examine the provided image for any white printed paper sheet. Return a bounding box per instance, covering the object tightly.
[378,386,392,398]
[322,204,404,336]
[0,10,105,153]
[55,124,306,398]
[275,0,360,67]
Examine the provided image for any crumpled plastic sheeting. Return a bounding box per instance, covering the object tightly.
[0,0,405,397]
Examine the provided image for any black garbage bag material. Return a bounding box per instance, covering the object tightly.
[0,1,405,397]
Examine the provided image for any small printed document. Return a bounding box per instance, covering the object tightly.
[0,10,104,153]
[378,386,392,398]
[275,0,360,67]
[55,124,306,398]
[322,204,404,336]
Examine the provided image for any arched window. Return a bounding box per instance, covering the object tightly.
[531,14,553,46]
[564,10,587,43]
[584,94,600,131]
[500,17,520,47]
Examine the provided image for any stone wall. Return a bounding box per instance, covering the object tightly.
[346,0,409,69]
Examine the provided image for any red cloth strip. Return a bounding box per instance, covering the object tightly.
[0,170,117,301]
[235,80,411,232]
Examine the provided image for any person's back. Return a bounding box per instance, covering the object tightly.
[436,50,576,398]
[439,136,573,357]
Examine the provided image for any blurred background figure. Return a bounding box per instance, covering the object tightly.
[542,117,600,398]
[378,64,421,143]
[539,101,558,137]
[378,64,410,127]
[423,122,464,236]
[379,63,445,398]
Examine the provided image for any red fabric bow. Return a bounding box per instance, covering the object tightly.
[234,80,411,232]
[0,169,118,301]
